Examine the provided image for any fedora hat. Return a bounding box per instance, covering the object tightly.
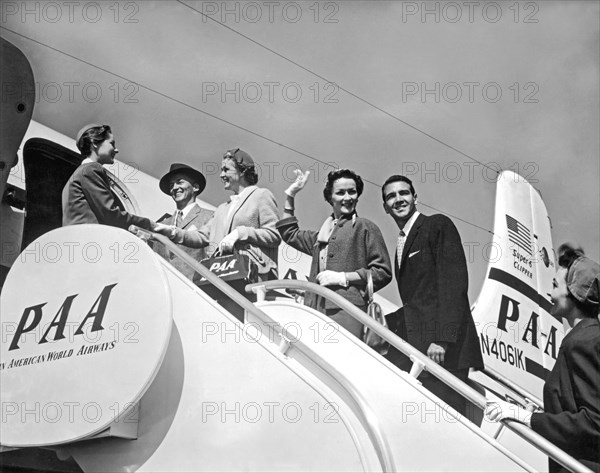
[159,163,207,195]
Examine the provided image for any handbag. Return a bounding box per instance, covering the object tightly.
[363,270,389,356]
[193,249,258,286]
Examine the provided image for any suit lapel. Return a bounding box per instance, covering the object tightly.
[224,187,257,233]
[180,204,200,229]
[400,213,426,269]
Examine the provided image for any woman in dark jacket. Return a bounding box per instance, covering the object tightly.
[276,168,392,339]
[486,249,600,473]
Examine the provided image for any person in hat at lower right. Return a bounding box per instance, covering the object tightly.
[154,163,213,280]
[486,249,600,473]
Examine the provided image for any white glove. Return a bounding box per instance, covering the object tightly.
[316,270,348,287]
[218,229,240,253]
[485,400,532,426]
[285,169,311,197]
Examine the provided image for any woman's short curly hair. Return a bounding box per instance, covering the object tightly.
[77,124,112,157]
[323,169,364,205]
[234,161,259,185]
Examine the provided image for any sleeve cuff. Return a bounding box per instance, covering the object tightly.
[172,227,184,244]
[355,268,368,283]
[529,412,542,432]
[276,216,298,229]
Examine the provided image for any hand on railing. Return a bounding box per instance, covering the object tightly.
[153,223,177,240]
[485,400,533,427]
[128,224,152,243]
[316,270,347,287]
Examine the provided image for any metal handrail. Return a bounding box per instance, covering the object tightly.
[275,328,396,472]
[138,229,395,472]
[482,366,544,409]
[246,279,593,473]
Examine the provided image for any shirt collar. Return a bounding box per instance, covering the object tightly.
[336,211,357,226]
[177,201,197,220]
[402,210,420,236]
[229,185,256,204]
[81,157,94,165]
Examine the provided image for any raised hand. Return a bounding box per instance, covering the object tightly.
[285,169,311,197]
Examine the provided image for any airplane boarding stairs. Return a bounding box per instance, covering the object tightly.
[0,225,591,472]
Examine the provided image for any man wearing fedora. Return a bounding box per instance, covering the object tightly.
[154,163,213,280]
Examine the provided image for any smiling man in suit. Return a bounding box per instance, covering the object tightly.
[381,175,483,416]
[155,163,213,280]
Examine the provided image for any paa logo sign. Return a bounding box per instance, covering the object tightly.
[8,283,118,351]
[0,225,172,447]
[195,252,257,285]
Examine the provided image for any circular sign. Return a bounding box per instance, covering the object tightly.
[0,225,172,446]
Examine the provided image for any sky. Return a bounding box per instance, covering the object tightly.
[2,0,599,305]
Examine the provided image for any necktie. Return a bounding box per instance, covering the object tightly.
[397,230,406,269]
[396,230,406,306]
[175,210,183,228]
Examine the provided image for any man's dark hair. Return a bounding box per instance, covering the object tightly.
[381,175,416,201]
[323,169,364,205]
[77,124,112,157]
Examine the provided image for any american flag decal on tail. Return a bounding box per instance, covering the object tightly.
[506,215,532,256]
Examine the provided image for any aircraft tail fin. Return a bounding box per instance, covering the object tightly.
[472,171,561,399]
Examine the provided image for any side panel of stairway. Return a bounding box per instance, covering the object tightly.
[1,225,531,472]
[67,264,528,472]
[249,300,532,472]
[65,261,383,472]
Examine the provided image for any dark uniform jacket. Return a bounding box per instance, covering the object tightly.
[62,161,152,230]
[531,317,600,473]
[387,213,484,371]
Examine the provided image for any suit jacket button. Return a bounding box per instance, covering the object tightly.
[329,253,334,257]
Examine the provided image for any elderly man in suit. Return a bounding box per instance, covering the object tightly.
[381,174,483,416]
[154,163,213,280]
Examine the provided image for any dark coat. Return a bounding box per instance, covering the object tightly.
[62,162,152,230]
[387,213,483,371]
[531,317,600,473]
[276,214,392,310]
[154,204,214,280]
